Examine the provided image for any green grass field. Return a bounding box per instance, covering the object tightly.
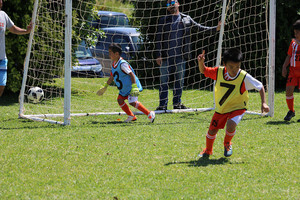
[0,87,299,199]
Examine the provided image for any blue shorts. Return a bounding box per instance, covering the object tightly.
[0,59,8,86]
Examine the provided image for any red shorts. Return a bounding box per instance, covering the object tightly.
[209,109,246,130]
[286,68,300,89]
[117,94,128,100]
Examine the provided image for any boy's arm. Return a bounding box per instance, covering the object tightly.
[259,86,270,113]
[96,76,113,96]
[197,50,218,80]
[129,72,136,84]
[106,76,114,85]
[282,55,291,78]
[197,50,206,74]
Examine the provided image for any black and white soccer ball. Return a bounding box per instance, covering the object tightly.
[27,87,44,103]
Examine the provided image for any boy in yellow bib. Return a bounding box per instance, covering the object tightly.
[197,48,269,157]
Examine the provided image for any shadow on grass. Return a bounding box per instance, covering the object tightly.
[165,157,231,167]
[266,120,298,125]
[0,118,61,130]
[90,120,211,127]
[0,92,19,106]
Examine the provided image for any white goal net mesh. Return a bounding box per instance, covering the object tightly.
[19,0,271,124]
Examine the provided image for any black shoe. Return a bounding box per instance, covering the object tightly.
[284,110,295,121]
[173,103,189,109]
[297,119,300,122]
[197,149,211,159]
[156,106,167,111]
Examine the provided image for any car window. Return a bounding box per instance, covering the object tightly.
[114,16,129,27]
[112,35,131,51]
[131,35,142,50]
[75,42,93,58]
[98,15,129,28]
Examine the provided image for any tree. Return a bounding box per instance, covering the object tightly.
[4,0,34,93]
[275,0,300,89]
[3,0,97,94]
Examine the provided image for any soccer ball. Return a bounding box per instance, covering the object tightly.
[27,87,44,103]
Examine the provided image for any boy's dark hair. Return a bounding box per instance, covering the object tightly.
[109,43,122,55]
[293,19,300,31]
[222,48,243,64]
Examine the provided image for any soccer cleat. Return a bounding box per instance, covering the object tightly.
[298,119,300,122]
[224,142,233,157]
[197,149,212,158]
[148,111,155,123]
[156,106,167,111]
[173,103,189,109]
[124,115,137,122]
[284,110,295,121]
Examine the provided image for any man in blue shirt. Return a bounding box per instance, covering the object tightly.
[155,0,221,110]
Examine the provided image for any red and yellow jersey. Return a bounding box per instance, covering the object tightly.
[288,39,300,69]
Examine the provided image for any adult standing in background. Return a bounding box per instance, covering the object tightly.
[0,0,32,97]
[155,0,222,110]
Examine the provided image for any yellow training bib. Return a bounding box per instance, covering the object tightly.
[215,67,249,114]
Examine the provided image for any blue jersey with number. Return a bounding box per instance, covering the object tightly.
[111,58,142,96]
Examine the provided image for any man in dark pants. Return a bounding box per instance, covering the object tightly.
[155,0,221,110]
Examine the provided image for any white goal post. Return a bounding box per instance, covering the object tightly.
[19,0,275,125]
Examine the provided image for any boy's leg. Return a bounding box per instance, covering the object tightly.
[284,85,295,121]
[223,110,245,157]
[204,129,218,155]
[129,96,155,123]
[118,96,136,122]
[286,85,295,111]
[129,97,150,116]
[224,119,237,145]
[199,112,227,158]
[224,120,237,157]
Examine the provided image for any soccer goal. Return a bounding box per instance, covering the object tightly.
[19,0,275,125]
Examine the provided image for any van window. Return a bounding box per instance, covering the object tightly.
[97,15,129,28]
[75,42,93,58]
[113,35,131,51]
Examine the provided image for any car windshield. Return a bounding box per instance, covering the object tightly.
[99,15,129,28]
[131,35,142,50]
[75,43,93,59]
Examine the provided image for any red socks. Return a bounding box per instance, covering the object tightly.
[205,130,236,154]
[286,96,295,112]
[119,101,150,117]
[205,132,216,154]
[135,101,150,115]
[119,102,134,116]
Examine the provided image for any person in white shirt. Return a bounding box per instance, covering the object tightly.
[0,0,32,96]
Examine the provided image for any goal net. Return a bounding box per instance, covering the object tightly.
[19,0,275,125]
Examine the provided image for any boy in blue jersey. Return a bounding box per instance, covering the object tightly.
[99,43,155,122]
